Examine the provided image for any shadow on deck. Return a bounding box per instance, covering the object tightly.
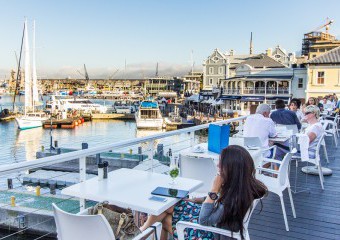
[250,137,340,240]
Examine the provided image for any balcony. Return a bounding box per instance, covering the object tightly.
[224,87,289,95]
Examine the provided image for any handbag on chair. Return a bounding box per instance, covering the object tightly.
[89,202,151,240]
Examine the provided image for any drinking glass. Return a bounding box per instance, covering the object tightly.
[169,155,179,185]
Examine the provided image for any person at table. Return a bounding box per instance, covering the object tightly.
[303,97,323,112]
[303,105,325,159]
[140,145,268,240]
[289,100,303,122]
[243,104,277,156]
[271,99,301,130]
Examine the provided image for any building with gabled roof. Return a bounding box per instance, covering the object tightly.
[306,46,340,98]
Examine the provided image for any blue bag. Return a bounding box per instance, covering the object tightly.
[208,124,230,154]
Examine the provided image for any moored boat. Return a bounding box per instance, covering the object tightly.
[135,101,163,129]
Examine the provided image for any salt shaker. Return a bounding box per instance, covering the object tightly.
[98,162,104,181]
[103,161,108,179]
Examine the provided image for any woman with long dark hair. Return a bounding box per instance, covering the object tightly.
[140,145,267,240]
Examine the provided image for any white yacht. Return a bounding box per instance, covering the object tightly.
[135,101,163,129]
[45,97,108,114]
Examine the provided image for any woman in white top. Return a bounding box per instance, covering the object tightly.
[303,105,324,159]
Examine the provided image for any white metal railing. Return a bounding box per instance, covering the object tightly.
[0,116,247,175]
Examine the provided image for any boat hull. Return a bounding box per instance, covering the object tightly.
[135,117,163,129]
[15,117,45,130]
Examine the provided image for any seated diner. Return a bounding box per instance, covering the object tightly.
[140,145,268,240]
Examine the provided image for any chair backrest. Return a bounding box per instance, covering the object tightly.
[53,203,115,240]
[314,133,325,162]
[277,124,298,134]
[278,153,292,186]
[179,155,217,195]
[176,198,261,240]
[243,198,261,229]
[244,137,262,148]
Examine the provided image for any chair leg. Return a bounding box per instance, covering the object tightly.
[323,144,329,163]
[334,134,338,147]
[317,165,324,190]
[287,187,296,218]
[279,195,289,231]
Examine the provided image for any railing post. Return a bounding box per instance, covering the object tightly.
[189,131,195,147]
[79,156,86,210]
[147,141,155,172]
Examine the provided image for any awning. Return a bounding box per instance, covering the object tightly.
[240,96,265,102]
[186,94,201,102]
[218,96,242,100]
[266,96,290,100]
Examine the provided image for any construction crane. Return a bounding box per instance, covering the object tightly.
[312,18,334,33]
[76,64,90,89]
[108,69,119,80]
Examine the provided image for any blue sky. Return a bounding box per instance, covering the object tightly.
[0,0,340,79]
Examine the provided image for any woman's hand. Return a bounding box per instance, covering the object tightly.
[211,174,223,193]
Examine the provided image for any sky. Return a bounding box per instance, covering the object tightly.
[1,0,340,79]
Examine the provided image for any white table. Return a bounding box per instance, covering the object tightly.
[269,127,293,143]
[179,138,263,166]
[61,168,203,215]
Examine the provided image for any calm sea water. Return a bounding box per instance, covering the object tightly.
[0,95,201,165]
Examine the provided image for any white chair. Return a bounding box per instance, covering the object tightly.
[53,203,161,240]
[321,120,338,146]
[256,153,296,231]
[179,155,217,196]
[321,138,329,164]
[176,198,261,240]
[244,137,262,148]
[291,134,325,190]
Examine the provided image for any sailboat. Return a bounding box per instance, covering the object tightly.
[15,19,48,130]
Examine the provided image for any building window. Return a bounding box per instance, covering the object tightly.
[209,78,213,85]
[209,67,214,74]
[218,67,223,75]
[298,78,303,88]
[317,72,325,84]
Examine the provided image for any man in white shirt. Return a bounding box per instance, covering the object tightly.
[243,104,277,156]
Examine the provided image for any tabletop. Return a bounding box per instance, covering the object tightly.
[179,138,263,165]
[61,168,203,216]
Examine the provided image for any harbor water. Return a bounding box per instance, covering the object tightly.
[0,95,202,165]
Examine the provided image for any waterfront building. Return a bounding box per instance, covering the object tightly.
[39,78,143,93]
[267,45,296,66]
[305,46,340,99]
[142,76,183,98]
[202,49,253,90]
[202,46,296,91]
[302,20,340,59]
[219,53,306,113]
[182,71,202,94]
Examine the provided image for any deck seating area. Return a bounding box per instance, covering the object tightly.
[249,136,340,240]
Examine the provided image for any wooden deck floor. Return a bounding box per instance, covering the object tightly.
[249,137,340,240]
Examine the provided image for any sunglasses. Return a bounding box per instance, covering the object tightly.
[305,112,314,116]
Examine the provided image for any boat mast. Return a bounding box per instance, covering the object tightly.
[24,18,32,115]
[32,20,39,110]
[12,21,25,111]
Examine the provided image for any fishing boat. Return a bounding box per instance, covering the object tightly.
[15,19,48,130]
[135,101,163,129]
